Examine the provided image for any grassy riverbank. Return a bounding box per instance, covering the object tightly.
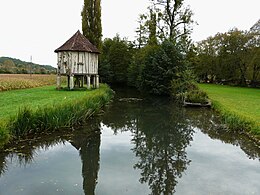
[0,84,113,146]
[199,84,260,136]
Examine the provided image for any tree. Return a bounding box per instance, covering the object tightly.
[128,45,155,89]
[195,24,260,87]
[147,9,158,45]
[99,35,134,84]
[248,20,260,87]
[135,14,148,49]
[81,0,102,49]
[150,0,194,42]
[134,10,158,49]
[142,41,186,95]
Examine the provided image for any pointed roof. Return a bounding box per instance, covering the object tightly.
[54,30,100,53]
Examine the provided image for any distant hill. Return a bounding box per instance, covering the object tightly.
[0,57,56,74]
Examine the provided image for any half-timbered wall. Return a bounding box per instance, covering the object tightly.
[57,51,98,75]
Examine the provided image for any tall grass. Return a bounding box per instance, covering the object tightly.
[0,84,114,145]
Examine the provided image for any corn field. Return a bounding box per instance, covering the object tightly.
[0,74,58,91]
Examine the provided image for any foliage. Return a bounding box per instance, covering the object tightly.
[0,74,61,91]
[134,9,158,48]
[171,69,197,98]
[200,84,260,136]
[141,40,187,95]
[0,84,113,143]
[0,57,56,74]
[99,35,134,84]
[127,45,153,89]
[150,0,194,42]
[99,0,195,96]
[194,21,260,87]
[82,0,102,49]
[185,89,208,104]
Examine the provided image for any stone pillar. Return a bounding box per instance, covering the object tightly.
[69,76,74,90]
[93,75,96,88]
[87,75,91,89]
[56,75,61,90]
[96,75,99,88]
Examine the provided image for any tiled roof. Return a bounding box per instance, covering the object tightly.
[54,30,100,53]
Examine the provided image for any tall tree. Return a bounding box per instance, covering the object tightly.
[81,0,102,49]
[150,0,194,42]
[147,8,158,45]
[135,14,148,49]
[100,35,134,84]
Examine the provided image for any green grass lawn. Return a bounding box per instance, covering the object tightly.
[0,85,98,121]
[199,84,260,135]
[0,84,113,145]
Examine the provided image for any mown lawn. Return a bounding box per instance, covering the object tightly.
[0,85,90,121]
[199,84,260,135]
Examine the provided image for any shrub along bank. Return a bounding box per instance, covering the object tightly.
[199,84,260,137]
[0,84,114,146]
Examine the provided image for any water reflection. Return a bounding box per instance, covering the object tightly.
[70,121,101,195]
[102,91,194,194]
[185,108,260,161]
[0,119,101,195]
[131,105,193,194]
[0,87,260,194]
[101,87,260,194]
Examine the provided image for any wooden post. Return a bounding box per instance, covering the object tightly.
[81,75,84,88]
[96,75,99,88]
[69,76,74,90]
[56,75,61,90]
[87,75,91,89]
[67,75,70,88]
[93,75,96,88]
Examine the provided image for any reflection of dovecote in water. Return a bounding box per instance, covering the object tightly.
[70,131,101,195]
[54,30,100,90]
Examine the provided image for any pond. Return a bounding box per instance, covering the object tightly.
[0,87,260,195]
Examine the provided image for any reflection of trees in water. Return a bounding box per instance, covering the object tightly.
[102,96,194,194]
[132,101,194,194]
[0,120,101,195]
[185,108,260,161]
[0,153,7,175]
[0,133,67,177]
[70,119,101,195]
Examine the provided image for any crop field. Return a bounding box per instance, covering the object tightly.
[0,74,58,91]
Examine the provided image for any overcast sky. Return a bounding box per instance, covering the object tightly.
[0,0,259,66]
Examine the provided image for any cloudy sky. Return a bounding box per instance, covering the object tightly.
[0,0,259,66]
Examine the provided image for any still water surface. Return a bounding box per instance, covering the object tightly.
[0,87,260,195]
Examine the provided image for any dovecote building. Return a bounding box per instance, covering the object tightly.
[54,30,100,90]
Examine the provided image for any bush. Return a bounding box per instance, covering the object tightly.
[185,89,208,104]
[171,69,198,101]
